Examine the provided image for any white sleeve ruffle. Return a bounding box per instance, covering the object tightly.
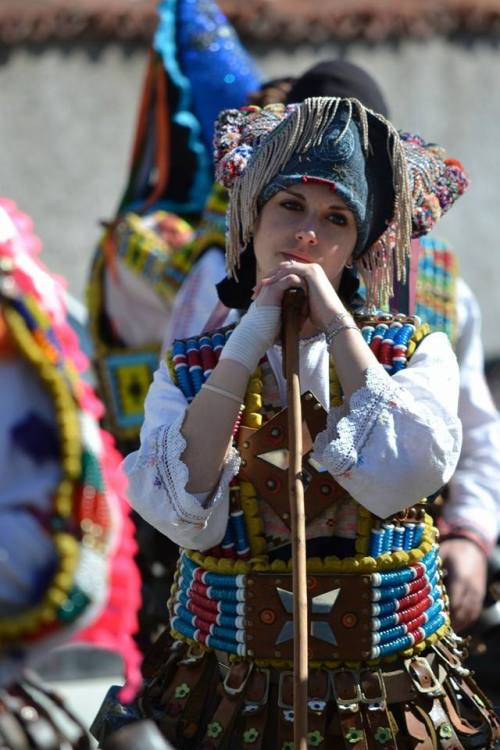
[312,332,462,519]
[123,361,240,550]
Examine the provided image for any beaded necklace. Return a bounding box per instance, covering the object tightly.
[168,315,450,665]
[170,314,436,573]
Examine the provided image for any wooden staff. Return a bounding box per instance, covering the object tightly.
[282,287,308,750]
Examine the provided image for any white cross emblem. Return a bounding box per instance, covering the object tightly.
[275,587,341,645]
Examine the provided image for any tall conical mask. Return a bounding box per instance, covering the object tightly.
[122,0,262,217]
[169,0,262,153]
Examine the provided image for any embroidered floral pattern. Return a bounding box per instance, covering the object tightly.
[374,726,393,744]
[243,727,260,744]
[147,416,240,526]
[307,729,324,746]
[174,682,190,699]
[207,721,223,738]
[439,722,453,740]
[345,727,365,744]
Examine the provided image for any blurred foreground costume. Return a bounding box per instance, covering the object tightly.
[0,199,142,747]
[93,99,499,749]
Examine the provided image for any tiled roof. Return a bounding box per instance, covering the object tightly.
[0,1,158,45]
[1,0,500,46]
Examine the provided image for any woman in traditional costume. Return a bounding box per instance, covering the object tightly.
[116,98,499,749]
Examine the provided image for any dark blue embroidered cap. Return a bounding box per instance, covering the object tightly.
[259,110,374,257]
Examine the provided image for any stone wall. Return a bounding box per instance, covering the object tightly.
[1,38,499,354]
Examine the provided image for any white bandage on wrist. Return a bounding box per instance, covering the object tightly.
[219,303,281,373]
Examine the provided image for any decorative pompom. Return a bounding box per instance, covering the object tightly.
[400,133,470,238]
[213,103,290,189]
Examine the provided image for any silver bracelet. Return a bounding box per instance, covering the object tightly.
[325,310,354,329]
[325,323,360,348]
[201,382,244,406]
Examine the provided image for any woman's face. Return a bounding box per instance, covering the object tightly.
[253,181,358,289]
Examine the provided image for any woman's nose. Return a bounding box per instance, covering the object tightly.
[295,229,318,245]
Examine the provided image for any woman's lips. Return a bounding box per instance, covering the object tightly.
[281,251,313,263]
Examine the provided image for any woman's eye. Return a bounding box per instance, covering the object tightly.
[280,200,303,211]
[328,212,348,226]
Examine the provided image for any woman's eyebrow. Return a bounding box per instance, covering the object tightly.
[280,187,353,213]
[328,204,352,212]
[280,187,305,200]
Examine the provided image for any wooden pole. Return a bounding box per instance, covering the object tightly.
[282,287,308,750]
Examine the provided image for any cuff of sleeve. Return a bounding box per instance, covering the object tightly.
[437,517,493,556]
[157,415,240,527]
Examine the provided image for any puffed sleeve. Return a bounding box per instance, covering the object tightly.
[123,360,240,550]
[312,332,462,518]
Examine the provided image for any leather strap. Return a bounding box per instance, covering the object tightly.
[360,670,399,750]
[406,656,443,697]
[307,670,330,749]
[428,697,465,750]
[276,671,294,750]
[199,661,252,750]
[383,670,418,705]
[330,670,369,750]
[401,702,437,750]
[158,650,215,743]
[433,640,500,741]
[0,708,31,750]
[239,668,271,750]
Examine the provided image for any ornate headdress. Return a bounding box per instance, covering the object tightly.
[214,98,469,307]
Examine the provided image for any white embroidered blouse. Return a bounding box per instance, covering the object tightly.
[124,330,462,552]
[158,247,500,553]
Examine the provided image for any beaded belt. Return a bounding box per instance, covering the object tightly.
[170,547,447,665]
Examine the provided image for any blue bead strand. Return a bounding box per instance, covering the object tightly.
[382,524,395,553]
[361,325,375,345]
[403,523,416,550]
[392,526,405,550]
[369,528,385,558]
[229,510,250,557]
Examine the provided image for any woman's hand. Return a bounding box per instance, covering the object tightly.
[440,538,488,632]
[252,260,346,332]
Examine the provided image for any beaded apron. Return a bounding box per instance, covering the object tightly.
[93,311,499,750]
[414,236,458,346]
[167,313,451,666]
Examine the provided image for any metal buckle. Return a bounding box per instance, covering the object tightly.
[359,669,387,711]
[223,661,254,697]
[308,669,330,715]
[330,669,362,712]
[404,656,443,697]
[179,643,205,665]
[431,643,471,678]
[277,671,294,710]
